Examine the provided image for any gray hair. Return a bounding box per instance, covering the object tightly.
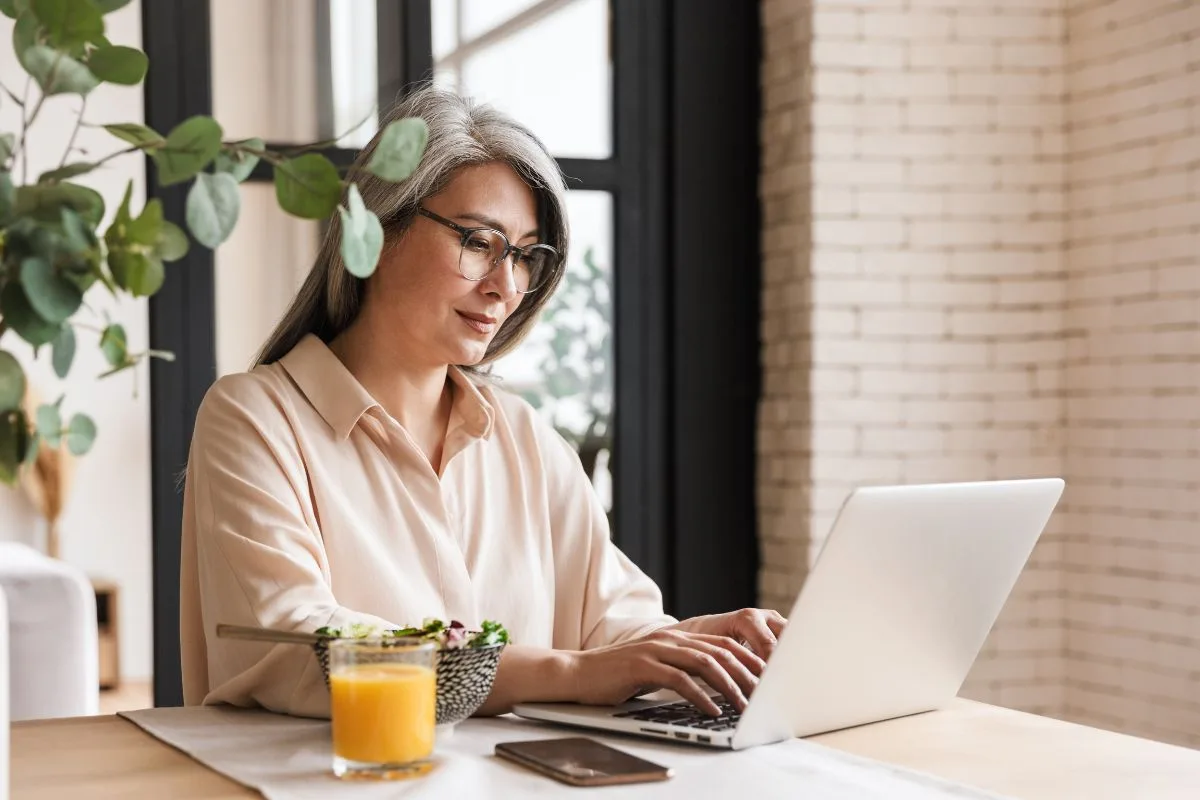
[255,84,570,369]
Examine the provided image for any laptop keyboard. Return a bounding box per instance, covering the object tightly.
[613,699,741,732]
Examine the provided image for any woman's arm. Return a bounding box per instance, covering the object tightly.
[476,629,768,717]
[474,646,577,715]
[467,418,765,717]
[182,375,395,717]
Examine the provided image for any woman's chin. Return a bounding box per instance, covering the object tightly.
[450,341,491,367]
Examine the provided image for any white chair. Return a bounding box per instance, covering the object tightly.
[0,543,98,721]
[2,584,10,800]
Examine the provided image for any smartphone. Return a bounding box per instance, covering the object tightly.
[495,737,674,787]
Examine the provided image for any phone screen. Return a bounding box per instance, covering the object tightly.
[496,737,672,786]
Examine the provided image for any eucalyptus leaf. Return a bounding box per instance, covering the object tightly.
[13,12,39,74]
[125,197,163,245]
[214,137,262,182]
[20,255,81,323]
[65,412,95,455]
[59,206,94,254]
[0,350,24,412]
[31,0,103,50]
[23,429,40,466]
[365,118,428,182]
[38,161,96,183]
[0,1,22,20]
[24,45,99,96]
[27,223,62,261]
[0,132,15,163]
[94,0,130,11]
[0,409,30,486]
[105,179,134,245]
[273,153,341,220]
[108,248,163,296]
[337,184,384,278]
[35,402,62,447]
[153,115,222,186]
[98,323,126,367]
[16,182,105,227]
[156,220,189,261]
[0,171,14,224]
[0,283,60,346]
[86,44,146,85]
[104,122,163,149]
[186,171,240,248]
[51,325,75,378]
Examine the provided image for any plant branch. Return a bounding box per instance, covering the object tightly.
[72,321,105,335]
[18,77,30,183]
[59,96,87,170]
[17,52,71,180]
[0,81,23,108]
[90,143,146,170]
[233,144,284,168]
[276,103,379,156]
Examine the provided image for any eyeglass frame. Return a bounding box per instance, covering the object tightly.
[415,205,562,294]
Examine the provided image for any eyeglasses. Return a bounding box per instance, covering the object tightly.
[416,206,561,294]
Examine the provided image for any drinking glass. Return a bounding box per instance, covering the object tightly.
[329,638,438,780]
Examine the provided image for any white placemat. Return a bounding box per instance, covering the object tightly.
[119,706,1012,799]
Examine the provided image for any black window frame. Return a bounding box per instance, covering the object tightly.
[143,0,758,707]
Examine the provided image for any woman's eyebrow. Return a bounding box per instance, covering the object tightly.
[458,212,539,241]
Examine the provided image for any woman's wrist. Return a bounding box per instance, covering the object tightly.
[475,645,583,715]
[546,647,582,703]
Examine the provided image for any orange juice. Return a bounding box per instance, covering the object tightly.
[330,662,436,765]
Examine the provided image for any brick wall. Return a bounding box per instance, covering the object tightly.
[1062,0,1200,748]
[761,0,1200,747]
[760,0,1069,717]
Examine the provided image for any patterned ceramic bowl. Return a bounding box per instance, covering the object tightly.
[313,635,505,726]
[214,623,506,727]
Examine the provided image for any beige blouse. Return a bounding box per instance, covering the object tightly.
[180,334,675,717]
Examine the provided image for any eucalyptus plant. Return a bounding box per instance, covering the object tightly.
[0,0,428,485]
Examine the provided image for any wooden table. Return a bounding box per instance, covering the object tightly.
[11,699,1200,799]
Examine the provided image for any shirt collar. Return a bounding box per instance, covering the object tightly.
[446,366,496,440]
[278,334,495,441]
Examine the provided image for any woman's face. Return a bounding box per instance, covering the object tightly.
[365,161,539,369]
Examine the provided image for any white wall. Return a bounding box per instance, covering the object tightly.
[760,0,1067,717]
[0,3,152,683]
[1062,0,1200,749]
[210,0,322,377]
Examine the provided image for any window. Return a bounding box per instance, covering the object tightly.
[146,0,760,708]
[432,0,617,507]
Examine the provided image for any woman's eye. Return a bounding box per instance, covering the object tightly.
[465,235,492,253]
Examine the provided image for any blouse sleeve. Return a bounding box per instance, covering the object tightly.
[539,424,677,650]
[181,376,396,718]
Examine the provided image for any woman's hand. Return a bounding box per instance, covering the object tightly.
[665,608,788,660]
[568,627,767,716]
[474,609,787,718]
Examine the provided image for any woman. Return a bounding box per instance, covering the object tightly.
[180,86,785,720]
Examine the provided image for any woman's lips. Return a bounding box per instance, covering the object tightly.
[457,310,497,335]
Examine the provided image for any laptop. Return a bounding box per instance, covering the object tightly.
[514,478,1065,750]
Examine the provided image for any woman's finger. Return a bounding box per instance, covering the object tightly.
[681,632,766,678]
[653,642,748,712]
[649,663,721,716]
[764,609,787,637]
[675,637,759,697]
[731,609,779,658]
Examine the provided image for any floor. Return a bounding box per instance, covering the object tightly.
[98,680,154,715]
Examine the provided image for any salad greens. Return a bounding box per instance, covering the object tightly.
[315,618,509,650]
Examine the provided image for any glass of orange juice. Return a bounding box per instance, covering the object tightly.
[329,638,438,780]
